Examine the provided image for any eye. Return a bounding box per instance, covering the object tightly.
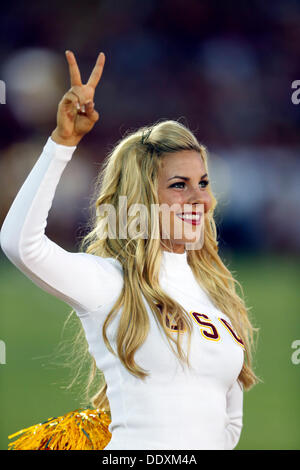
[199,180,209,188]
[169,180,209,189]
[169,182,185,189]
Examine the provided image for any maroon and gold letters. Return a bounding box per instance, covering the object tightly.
[165,309,245,350]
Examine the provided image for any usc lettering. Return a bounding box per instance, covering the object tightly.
[190,312,220,341]
[218,317,245,349]
[165,310,245,350]
[190,311,244,349]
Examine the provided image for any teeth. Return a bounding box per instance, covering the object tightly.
[178,213,200,220]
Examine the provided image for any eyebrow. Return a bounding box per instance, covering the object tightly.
[167,173,208,181]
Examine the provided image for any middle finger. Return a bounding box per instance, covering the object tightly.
[87,52,105,89]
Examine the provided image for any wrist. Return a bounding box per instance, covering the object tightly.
[51,128,82,147]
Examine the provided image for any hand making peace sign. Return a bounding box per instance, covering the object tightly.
[51,50,105,146]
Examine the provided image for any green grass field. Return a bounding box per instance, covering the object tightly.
[0,251,299,450]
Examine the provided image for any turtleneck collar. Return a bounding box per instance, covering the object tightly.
[161,249,189,269]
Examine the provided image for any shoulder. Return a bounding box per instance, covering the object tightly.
[76,252,123,277]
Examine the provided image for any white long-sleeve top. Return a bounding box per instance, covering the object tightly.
[0,136,244,450]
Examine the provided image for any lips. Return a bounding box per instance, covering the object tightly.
[176,212,202,225]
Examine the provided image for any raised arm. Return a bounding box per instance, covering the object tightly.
[0,51,122,315]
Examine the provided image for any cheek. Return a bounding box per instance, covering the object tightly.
[204,192,214,213]
[158,188,184,206]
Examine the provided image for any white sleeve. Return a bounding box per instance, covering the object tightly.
[0,136,120,315]
[224,379,244,449]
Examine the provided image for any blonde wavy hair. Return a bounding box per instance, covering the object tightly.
[64,119,259,413]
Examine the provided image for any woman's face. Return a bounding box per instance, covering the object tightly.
[157,150,212,253]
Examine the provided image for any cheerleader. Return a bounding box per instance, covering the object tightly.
[1,51,259,450]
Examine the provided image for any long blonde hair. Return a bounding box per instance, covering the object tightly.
[67,119,259,412]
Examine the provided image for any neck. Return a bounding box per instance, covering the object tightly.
[160,241,186,254]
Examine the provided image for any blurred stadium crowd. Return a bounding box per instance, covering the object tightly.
[0,0,299,254]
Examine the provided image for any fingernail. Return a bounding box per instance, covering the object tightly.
[81,105,85,112]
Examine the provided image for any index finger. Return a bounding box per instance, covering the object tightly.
[87,52,105,89]
[65,50,82,87]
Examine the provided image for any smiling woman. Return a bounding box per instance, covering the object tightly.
[0,50,259,450]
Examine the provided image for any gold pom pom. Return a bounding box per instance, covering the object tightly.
[8,409,112,450]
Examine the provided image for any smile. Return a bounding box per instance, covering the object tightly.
[176,212,202,225]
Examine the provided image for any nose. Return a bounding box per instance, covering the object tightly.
[186,186,212,213]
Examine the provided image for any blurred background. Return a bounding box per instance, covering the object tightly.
[0,0,299,450]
